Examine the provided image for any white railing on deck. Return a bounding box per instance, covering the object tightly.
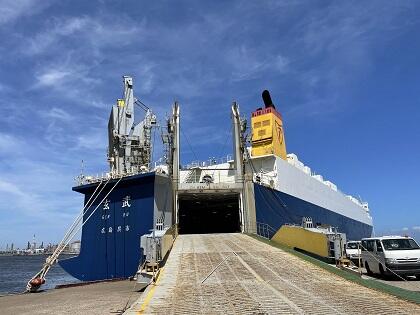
[183,155,233,170]
[181,168,236,184]
[75,163,153,186]
[182,174,236,184]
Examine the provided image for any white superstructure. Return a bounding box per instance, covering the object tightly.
[249,153,373,226]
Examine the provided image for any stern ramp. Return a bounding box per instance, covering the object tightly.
[126,233,420,314]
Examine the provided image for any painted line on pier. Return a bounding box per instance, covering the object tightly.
[137,267,165,314]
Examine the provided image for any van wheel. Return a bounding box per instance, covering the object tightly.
[365,262,373,275]
[379,264,387,278]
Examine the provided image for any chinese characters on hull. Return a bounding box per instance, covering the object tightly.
[122,195,131,208]
[100,196,131,234]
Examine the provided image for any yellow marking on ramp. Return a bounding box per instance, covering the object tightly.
[137,267,165,314]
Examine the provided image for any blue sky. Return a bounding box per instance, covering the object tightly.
[0,1,419,248]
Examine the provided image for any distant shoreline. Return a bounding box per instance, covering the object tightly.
[0,252,78,257]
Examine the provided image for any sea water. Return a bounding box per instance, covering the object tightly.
[0,255,79,295]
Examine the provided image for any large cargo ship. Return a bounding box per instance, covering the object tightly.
[59,76,373,281]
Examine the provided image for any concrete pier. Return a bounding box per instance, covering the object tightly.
[125,233,420,314]
[0,280,141,315]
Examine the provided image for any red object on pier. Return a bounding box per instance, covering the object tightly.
[29,277,45,287]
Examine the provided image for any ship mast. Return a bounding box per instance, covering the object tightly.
[107,76,157,175]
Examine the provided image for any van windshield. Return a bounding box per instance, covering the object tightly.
[347,243,358,249]
[382,239,420,251]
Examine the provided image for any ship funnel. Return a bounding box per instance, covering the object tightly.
[262,90,275,109]
[252,89,287,160]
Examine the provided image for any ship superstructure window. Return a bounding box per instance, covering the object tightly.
[254,122,261,128]
[262,120,270,126]
[258,130,266,136]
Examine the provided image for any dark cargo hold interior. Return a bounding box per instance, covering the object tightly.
[178,194,241,234]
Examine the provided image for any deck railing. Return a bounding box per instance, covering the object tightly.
[244,221,277,240]
[183,155,233,170]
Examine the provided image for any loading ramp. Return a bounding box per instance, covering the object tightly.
[126,234,420,314]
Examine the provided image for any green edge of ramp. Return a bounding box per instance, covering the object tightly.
[249,234,420,305]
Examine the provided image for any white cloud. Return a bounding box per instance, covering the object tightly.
[27,17,89,55]
[227,46,290,82]
[26,15,146,102]
[26,15,143,56]
[0,133,22,155]
[402,227,409,231]
[36,69,72,87]
[58,16,88,35]
[0,0,49,25]
[76,129,107,151]
[0,179,26,198]
[33,58,99,98]
[138,64,156,94]
[0,177,48,218]
[413,226,420,231]
[0,169,82,248]
[43,108,74,122]
[284,2,418,117]
[228,45,266,81]
[275,55,289,73]
[0,153,81,218]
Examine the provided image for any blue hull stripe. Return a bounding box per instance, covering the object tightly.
[254,184,373,241]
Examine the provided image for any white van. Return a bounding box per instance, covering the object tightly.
[361,236,420,278]
[345,241,361,260]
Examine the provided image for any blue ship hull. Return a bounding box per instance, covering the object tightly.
[254,184,373,241]
[59,175,371,282]
[59,173,173,281]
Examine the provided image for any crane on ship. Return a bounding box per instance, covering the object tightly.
[27,76,157,292]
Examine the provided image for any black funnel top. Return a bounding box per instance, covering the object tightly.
[262,90,275,109]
